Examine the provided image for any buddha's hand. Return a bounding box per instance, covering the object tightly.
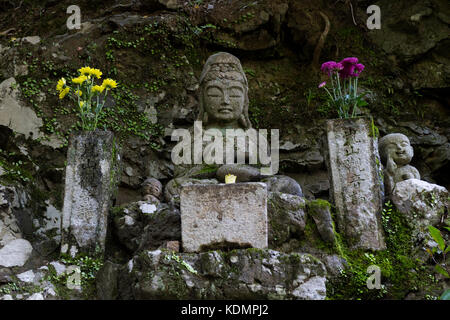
[386,155,397,176]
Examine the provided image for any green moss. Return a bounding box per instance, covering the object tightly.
[327,202,439,300]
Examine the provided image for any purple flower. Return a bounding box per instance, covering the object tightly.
[320,61,343,76]
[318,81,326,88]
[352,63,365,77]
[338,57,359,79]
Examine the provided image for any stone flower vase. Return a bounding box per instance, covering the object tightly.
[325,117,385,250]
[61,130,121,257]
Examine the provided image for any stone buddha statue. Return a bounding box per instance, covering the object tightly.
[379,133,420,196]
[197,52,252,131]
[165,52,302,203]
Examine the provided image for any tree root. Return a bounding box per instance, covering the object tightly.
[312,11,330,70]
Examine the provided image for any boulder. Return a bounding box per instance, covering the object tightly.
[391,179,449,241]
[0,239,33,267]
[307,199,336,245]
[268,192,306,246]
[262,175,303,196]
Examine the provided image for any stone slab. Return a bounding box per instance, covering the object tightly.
[61,131,121,256]
[326,118,385,250]
[180,182,268,252]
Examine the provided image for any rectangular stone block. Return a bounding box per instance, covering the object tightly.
[326,118,385,250]
[180,182,268,252]
[61,131,121,257]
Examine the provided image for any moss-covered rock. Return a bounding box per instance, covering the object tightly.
[116,248,327,300]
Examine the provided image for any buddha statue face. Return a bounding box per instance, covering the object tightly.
[141,178,162,199]
[379,133,414,166]
[203,78,245,125]
[198,52,251,130]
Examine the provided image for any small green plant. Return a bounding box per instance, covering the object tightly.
[426,225,450,279]
[165,253,198,274]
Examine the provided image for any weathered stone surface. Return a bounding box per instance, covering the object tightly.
[96,261,120,300]
[113,202,181,252]
[17,270,35,283]
[164,177,218,204]
[326,118,385,250]
[367,1,449,90]
[0,239,33,267]
[0,185,21,247]
[61,131,121,256]
[307,200,336,245]
[391,179,449,240]
[33,201,61,256]
[119,249,327,300]
[262,175,303,196]
[0,78,43,140]
[27,293,44,300]
[180,183,268,252]
[216,164,262,182]
[268,192,306,246]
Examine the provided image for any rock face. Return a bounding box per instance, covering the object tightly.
[0,185,22,247]
[61,131,121,256]
[116,249,327,300]
[113,202,181,253]
[0,77,43,140]
[180,183,268,252]
[326,118,385,250]
[268,192,306,246]
[391,179,449,240]
[367,0,449,90]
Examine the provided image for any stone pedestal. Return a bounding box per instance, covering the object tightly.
[61,131,121,257]
[326,118,385,250]
[180,182,268,252]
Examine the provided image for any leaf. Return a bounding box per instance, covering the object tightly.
[444,227,450,232]
[441,289,450,300]
[428,225,445,252]
[445,246,450,254]
[435,264,450,278]
[357,100,368,107]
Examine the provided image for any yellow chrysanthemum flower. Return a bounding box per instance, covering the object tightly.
[90,68,102,79]
[75,89,82,96]
[78,66,93,77]
[102,78,117,89]
[79,101,85,108]
[59,87,69,99]
[92,85,105,94]
[72,75,88,85]
[56,78,66,91]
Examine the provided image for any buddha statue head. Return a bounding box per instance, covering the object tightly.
[379,133,414,166]
[197,52,251,130]
[141,177,162,202]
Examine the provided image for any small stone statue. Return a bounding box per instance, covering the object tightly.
[378,133,420,195]
[141,177,163,204]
